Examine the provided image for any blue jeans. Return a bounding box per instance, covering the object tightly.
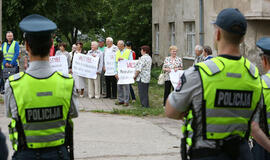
[12,145,69,160]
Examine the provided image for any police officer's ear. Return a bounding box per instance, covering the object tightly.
[25,41,31,54]
[261,55,269,69]
[214,27,221,42]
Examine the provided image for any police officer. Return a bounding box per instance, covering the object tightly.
[165,8,263,160]
[2,31,20,73]
[5,14,78,160]
[251,37,270,160]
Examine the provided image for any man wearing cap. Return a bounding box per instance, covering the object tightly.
[251,37,270,160]
[2,31,20,74]
[165,8,263,160]
[5,14,78,160]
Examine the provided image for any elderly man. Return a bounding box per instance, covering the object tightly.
[104,37,118,99]
[2,31,20,74]
[114,40,133,106]
[194,45,203,64]
[87,41,104,99]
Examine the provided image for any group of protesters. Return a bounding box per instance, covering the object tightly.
[49,37,152,108]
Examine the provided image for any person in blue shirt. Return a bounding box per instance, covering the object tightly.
[2,31,20,72]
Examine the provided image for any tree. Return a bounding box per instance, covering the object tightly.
[2,0,105,46]
[100,0,152,55]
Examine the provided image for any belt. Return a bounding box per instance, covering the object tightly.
[189,148,222,159]
[21,145,66,152]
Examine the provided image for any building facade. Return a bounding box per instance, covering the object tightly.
[152,0,270,71]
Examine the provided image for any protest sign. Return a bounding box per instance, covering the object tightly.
[117,60,138,84]
[169,70,184,90]
[104,52,115,76]
[72,53,99,79]
[49,55,68,74]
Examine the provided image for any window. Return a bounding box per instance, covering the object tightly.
[184,22,195,56]
[154,24,159,54]
[169,22,176,45]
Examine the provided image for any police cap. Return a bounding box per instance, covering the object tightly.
[256,37,270,55]
[19,14,57,35]
[213,8,247,35]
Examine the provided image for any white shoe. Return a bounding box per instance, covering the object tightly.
[80,95,84,98]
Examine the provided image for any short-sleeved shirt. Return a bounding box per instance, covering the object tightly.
[5,61,79,120]
[162,56,183,81]
[168,55,263,149]
[135,54,152,83]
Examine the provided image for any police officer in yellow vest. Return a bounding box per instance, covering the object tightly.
[250,37,270,160]
[2,31,20,73]
[4,14,78,160]
[114,40,133,106]
[165,8,264,160]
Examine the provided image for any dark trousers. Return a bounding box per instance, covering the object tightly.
[129,84,136,100]
[0,130,8,160]
[138,81,149,107]
[191,140,254,160]
[12,145,69,160]
[105,76,117,98]
[163,80,173,106]
[252,140,270,160]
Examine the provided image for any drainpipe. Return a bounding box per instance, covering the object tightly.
[199,0,204,46]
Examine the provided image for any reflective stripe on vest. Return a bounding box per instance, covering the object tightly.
[196,56,261,140]
[9,72,74,149]
[3,41,16,61]
[182,110,193,146]
[115,49,131,62]
[261,73,270,135]
[8,119,18,151]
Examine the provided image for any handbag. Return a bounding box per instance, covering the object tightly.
[157,70,165,85]
[3,67,17,79]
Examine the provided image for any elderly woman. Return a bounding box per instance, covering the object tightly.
[87,41,104,99]
[203,45,213,61]
[134,45,152,108]
[55,42,71,67]
[162,45,183,106]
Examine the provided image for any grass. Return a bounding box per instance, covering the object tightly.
[92,66,166,117]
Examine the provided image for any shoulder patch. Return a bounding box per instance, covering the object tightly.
[8,72,25,81]
[195,58,224,76]
[244,59,259,79]
[262,74,270,89]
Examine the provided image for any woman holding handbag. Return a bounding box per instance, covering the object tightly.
[162,45,183,106]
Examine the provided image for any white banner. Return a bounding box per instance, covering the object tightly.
[72,53,99,79]
[104,52,115,76]
[49,55,68,74]
[117,60,138,85]
[169,70,184,90]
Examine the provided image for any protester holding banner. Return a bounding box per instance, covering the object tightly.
[115,40,133,106]
[74,42,86,97]
[126,41,136,102]
[162,45,183,106]
[134,45,152,108]
[104,37,118,99]
[87,41,104,99]
[55,42,71,67]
